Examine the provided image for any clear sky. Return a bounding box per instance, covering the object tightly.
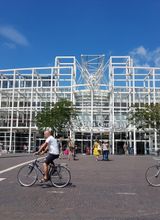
[0,0,160,68]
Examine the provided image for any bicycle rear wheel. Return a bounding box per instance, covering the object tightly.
[50,165,71,188]
[17,164,38,187]
[145,165,160,187]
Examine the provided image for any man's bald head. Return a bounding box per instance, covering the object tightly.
[44,130,51,138]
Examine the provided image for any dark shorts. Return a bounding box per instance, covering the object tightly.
[45,154,59,165]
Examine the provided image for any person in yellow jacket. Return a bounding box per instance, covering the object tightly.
[93,140,101,161]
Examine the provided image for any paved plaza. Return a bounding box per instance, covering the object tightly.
[0,154,160,220]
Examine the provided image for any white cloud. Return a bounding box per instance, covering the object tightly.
[129,46,160,67]
[3,42,16,49]
[0,25,29,47]
[133,46,147,57]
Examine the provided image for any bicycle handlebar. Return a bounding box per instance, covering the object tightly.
[34,152,39,156]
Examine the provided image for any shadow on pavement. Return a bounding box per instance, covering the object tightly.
[40,182,76,189]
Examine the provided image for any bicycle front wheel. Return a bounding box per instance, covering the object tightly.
[145,165,160,187]
[17,164,38,187]
[50,165,71,188]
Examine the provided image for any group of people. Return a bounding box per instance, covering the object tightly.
[36,129,110,182]
[58,137,77,161]
[93,140,110,161]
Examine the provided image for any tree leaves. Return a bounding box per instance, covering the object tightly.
[128,103,160,133]
[35,99,76,133]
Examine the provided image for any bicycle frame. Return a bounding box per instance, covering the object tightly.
[29,159,44,178]
[29,158,56,180]
[154,165,160,177]
[17,157,71,188]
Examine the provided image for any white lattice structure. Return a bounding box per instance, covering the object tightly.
[0,55,160,154]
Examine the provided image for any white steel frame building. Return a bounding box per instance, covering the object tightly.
[0,55,160,154]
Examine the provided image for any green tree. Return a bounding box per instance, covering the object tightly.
[35,99,76,133]
[128,103,160,133]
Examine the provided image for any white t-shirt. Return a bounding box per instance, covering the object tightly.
[46,136,59,155]
[102,143,109,151]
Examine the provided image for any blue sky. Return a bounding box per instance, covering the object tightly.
[0,0,160,68]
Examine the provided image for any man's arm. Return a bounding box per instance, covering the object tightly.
[37,142,48,154]
[41,144,49,154]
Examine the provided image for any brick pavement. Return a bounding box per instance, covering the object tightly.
[0,154,160,220]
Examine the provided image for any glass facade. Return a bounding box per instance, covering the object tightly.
[0,55,160,154]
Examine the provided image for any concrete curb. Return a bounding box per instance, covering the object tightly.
[0,153,33,159]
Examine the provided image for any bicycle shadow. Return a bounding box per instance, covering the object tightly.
[40,182,76,189]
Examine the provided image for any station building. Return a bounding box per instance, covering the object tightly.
[0,55,159,154]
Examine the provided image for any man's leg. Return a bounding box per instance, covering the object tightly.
[68,150,71,160]
[106,151,109,160]
[43,162,49,180]
[102,151,105,160]
[103,151,106,160]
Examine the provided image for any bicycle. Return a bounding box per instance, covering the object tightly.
[17,156,71,188]
[145,157,160,187]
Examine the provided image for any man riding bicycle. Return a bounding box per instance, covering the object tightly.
[36,128,59,182]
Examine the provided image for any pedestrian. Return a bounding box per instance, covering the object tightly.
[73,144,78,160]
[0,143,2,156]
[23,144,28,153]
[57,135,63,159]
[68,138,74,160]
[102,141,110,161]
[93,140,101,161]
[64,146,69,157]
[110,144,112,154]
[123,142,128,155]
